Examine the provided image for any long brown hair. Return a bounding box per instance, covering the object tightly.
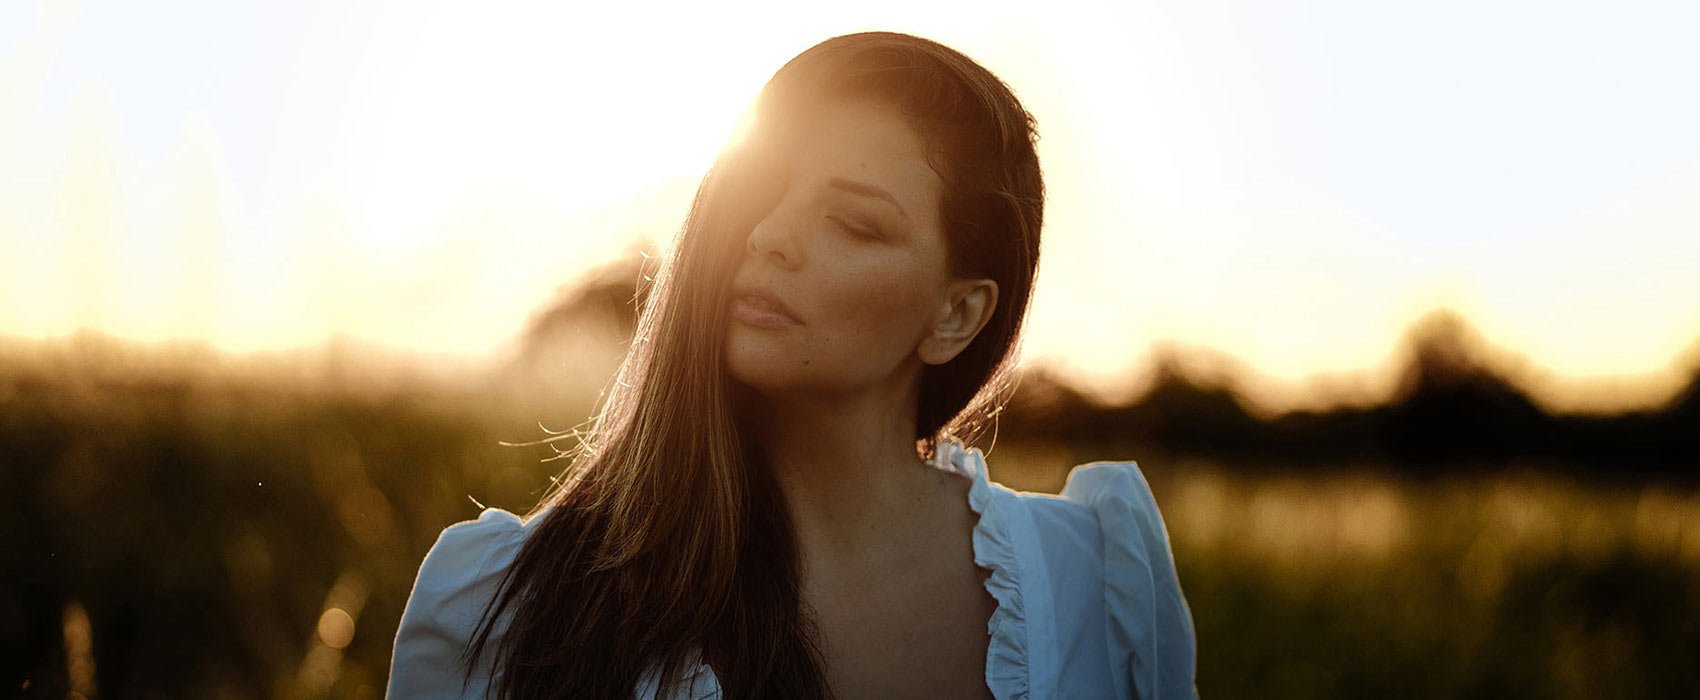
[461,31,1046,699]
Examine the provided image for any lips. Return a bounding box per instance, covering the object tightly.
[730,285,803,325]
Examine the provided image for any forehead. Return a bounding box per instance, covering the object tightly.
[793,98,943,220]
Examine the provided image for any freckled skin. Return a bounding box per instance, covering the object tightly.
[725,99,953,396]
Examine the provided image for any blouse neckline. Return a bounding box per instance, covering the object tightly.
[643,436,1053,700]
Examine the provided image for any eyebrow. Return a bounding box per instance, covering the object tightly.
[827,177,908,220]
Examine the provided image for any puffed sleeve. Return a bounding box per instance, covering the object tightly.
[1061,462,1198,700]
[387,507,529,700]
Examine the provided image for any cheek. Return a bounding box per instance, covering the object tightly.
[815,263,935,360]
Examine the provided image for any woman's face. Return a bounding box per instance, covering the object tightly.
[724,97,992,398]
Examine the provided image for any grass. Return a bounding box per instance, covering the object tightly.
[3,337,1696,698]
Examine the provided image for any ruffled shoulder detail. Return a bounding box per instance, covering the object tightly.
[390,506,726,700]
[388,507,535,699]
[1060,462,1198,700]
[932,436,1058,700]
[634,646,723,700]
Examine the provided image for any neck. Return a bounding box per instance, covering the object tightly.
[747,366,945,570]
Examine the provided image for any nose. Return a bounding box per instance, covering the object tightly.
[745,202,803,270]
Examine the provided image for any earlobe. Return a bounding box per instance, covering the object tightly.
[918,279,999,366]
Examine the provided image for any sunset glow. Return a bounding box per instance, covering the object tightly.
[4,0,1698,412]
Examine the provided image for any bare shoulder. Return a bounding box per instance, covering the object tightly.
[924,463,978,524]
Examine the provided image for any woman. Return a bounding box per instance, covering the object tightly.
[388,30,1196,700]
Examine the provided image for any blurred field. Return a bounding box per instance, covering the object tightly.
[1157,462,1700,699]
[2,331,1697,699]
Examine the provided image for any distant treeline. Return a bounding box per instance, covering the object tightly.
[995,320,1700,482]
[529,259,1700,482]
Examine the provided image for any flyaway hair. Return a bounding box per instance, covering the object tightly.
[461,30,1045,700]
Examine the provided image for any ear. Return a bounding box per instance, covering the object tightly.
[917,278,999,366]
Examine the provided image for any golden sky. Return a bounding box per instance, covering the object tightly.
[4,0,1698,411]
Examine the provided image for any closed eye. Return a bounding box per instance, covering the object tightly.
[827,215,881,241]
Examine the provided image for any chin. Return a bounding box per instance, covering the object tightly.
[724,344,828,397]
[724,338,781,385]
[724,353,790,392]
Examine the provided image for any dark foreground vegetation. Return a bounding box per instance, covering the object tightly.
[3,300,1696,697]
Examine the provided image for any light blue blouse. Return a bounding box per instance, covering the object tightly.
[387,436,1198,699]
